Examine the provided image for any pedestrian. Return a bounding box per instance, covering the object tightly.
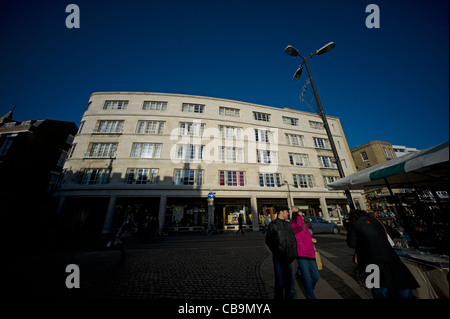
[262,212,271,234]
[236,213,244,235]
[291,207,320,299]
[117,213,137,261]
[106,208,124,247]
[265,205,298,299]
[346,209,419,299]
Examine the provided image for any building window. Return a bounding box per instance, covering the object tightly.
[255,129,275,143]
[314,137,330,149]
[143,101,167,111]
[219,171,245,186]
[176,144,204,160]
[219,106,240,117]
[94,120,123,133]
[253,112,271,122]
[77,121,85,134]
[383,147,395,159]
[283,116,298,126]
[256,150,278,164]
[289,153,309,166]
[178,122,205,136]
[174,169,204,186]
[285,134,304,146]
[259,173,282,187]
[86,143,117,158]
[68,143,77,158]
[56,150,68,167]
[136,121,165,134]
[182,103,204,113]
[309,121,324,130]
[219,125,243,139]
[131,143,162,158]
[360,151,369,162]
[126,168,158,184]
[103,100,128,110]
[78,168,110,184]
[219,146,244,163]
[0,136,14,156]
[66,134,75,145]
[318,156,337,168]
[293,174,314,188]
[324,176,339,186]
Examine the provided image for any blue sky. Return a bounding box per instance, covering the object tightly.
[0,0,448,150]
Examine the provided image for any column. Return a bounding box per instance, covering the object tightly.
[319,197,331,221]
[55,196,66,215]
[158,194,167,229]
[102,195,117,234]
[251,195,259,232]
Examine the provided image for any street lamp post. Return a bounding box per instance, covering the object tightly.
[285,43,355,210]
[283,180,293,217]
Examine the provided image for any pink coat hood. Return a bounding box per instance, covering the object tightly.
[291,217,316,259]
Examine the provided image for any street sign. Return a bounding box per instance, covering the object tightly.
[208,192,214,206]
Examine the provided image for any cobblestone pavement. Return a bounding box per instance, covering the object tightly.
[3,231,272,299]
[1,230,373,300]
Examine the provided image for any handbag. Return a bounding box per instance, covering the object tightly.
[376,219,395,247]
[119,231,132,239]
[315,250,323,270]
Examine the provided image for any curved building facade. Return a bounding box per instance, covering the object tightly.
[53,92,364,234]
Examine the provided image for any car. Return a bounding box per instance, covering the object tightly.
[305,216,340,235]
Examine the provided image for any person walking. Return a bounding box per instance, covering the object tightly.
[265,205,298,299]
[117,213,137,261]
[236,213,244,235]
[291,208,320,299]
[346,209,419,299]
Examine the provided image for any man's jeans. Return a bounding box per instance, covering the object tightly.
[296,258,320,299]
[372,287,413,299]
[273,257,297,299]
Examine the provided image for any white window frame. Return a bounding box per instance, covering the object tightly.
[289,153,309,166]
[126,168,159,184]
[259,173,282,187]
[103,100,128,110]
[182,103,205,113]
[293,174,314,188]
[143,101,167,111]
[131,143,162,158]
[136,121,165,134]
[219,106,240,117]
[253,112,271,122]
[283,116,299,126]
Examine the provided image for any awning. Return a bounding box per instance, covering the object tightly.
[327,141,449,191]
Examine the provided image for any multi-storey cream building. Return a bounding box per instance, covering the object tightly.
[53,92,364,234]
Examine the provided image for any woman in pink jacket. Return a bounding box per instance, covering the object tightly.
[291,210,320,299]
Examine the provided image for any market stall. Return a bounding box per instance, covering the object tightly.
[327,141,449,298]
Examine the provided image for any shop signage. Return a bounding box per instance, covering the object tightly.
[207,192,214,206]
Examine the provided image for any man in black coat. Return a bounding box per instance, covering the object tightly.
[346,209,419,299]
[265,205,298,299]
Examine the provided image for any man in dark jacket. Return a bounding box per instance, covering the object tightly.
[346,209,419,299]
[265,205,298,299]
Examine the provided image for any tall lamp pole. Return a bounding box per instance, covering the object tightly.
[285,43,355,210]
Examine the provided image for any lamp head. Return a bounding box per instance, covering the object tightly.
[315,42,335,55]
[293,66,303,80]
[285,45,299,57]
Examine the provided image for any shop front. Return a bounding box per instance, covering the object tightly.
[215,198,251,230]
[165,197,208,231]
[325,199,349,226]
[257,198,290,223]
[292,199,321,217]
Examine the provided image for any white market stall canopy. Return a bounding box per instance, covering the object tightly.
[327,141,449,191]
